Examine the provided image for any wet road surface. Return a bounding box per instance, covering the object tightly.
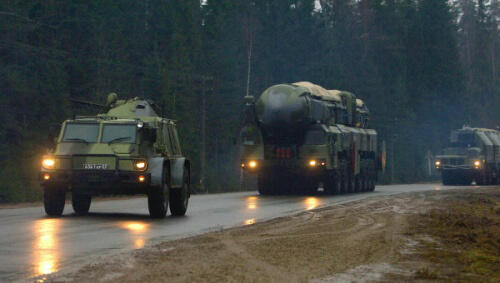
[0,184,470,281]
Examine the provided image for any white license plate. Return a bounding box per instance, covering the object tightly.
[83,163,109,170]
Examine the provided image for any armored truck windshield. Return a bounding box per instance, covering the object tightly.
[63,123,99,143]
[102,124,137,144]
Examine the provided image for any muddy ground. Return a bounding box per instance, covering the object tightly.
[55,187,499,282]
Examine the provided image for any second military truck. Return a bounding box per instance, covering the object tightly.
[240,82,382,195]
[40,93,190,218]
[435,126,499,185]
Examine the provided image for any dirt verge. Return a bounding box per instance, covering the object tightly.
[54,187,499,282]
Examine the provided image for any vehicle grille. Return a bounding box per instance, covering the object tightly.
[265,145,297,160]
[442,158,465,165]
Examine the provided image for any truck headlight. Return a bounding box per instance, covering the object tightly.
[42,157,56,169]
[435,160,441,167]
[134,160,148,171]
[309,160,317,167]
[474,160,481,168]
[248,160,258,169]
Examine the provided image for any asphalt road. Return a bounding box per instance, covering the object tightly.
[0,183,471,281]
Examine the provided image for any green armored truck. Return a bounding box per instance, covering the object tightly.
[40,93,190,218]
[435,126,499,185]
[240,82,381,195]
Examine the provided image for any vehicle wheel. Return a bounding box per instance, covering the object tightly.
[339,173,347,194]
[354,175,362,193]
[360,176,368,192]
[347,174,355,193]
[72,193,91,215]
[325,172,341,195]
[170,167,190,216]
[43,187,66,217]
[368,177,376,192]
[148,168,169,218]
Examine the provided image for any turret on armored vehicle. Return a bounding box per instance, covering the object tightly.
[435,126,499,185]
[40,93,190,218]
[240,82,382,195]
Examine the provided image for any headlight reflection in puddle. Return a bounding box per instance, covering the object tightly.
[244,218,256,225]
[246,196,258,211]
[32,218,61,277]
[304,197,321,210]
[119,221,150,249]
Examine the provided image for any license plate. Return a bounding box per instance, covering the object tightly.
[83,163,109,170]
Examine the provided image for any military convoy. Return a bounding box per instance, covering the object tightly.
[40,93,190,218]
[435,126,500,186]
[239,82,382,195]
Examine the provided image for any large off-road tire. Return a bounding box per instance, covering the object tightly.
[170,168,190,216]
[325,172,341,195]
[361,176,368,192]
[367,177,375,192]
[339,173,348,194]
[43,187,66,217]
[347,174,355,193]
[148,168,169,218]
[72,193,91,215]
[354,175,362,193]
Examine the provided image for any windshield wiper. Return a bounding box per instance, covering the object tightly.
[107,136,131,144]
[65,138,89,144]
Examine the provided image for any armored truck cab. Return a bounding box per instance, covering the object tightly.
[435,126,499,185]
[240,82,381,195]
[40,94,190,218]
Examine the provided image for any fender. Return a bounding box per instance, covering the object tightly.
[169,157,187,189]
[147,157,166,187]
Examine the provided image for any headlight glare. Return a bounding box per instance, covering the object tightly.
[42,157,56,169]
[134,160,148,171]
[248,160,257,168]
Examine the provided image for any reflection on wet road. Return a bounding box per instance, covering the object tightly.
[33,219,60,277]
[119,221,150,249]
[0,183,473,281]
[304,197,321,210]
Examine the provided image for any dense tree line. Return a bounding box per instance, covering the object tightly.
[0,0,497,202]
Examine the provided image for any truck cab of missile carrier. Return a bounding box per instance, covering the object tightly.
[40,94,190,218]
[435,126,500,185]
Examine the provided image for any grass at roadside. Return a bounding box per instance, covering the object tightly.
[409,189,499,281]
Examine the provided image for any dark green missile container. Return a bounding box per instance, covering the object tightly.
[240,82,383,195]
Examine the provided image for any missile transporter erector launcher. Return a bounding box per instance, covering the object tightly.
[240,82,382,195]
[40,93,191,218]
[435,126,500,185]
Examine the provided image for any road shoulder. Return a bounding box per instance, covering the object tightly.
[50,187,499,282]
